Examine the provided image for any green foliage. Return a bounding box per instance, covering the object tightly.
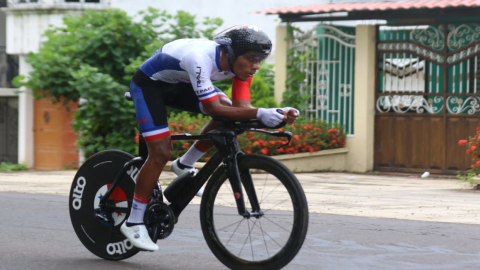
[70,65,136,157]
[257,63,275,94]
[457,170,479,187]
[15,8,160,102]
[281,24,311,110]
[14,8,223,157]
[457,129,480,187]
[0,162,28,172]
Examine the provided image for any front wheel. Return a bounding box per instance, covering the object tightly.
[200,154,309,270]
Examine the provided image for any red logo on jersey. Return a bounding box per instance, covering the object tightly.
[137,116,149,124]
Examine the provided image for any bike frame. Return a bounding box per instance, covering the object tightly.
[98,124,292,221]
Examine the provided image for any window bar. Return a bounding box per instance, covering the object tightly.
[475,53,478,93]
[402,51,407,93]
[315,40,319,120]
[395,29,400,93]
[321,35,326,122]
[389,29,394,93]
[429,62,432,94]
[383,53,386,94]
[325,35,330,125]
[467,55,470,93]
[409,53,413,92]
[332,37,337,125]
[343,44,347,132]
[310,61,315,121]
[349,46,354,134]
[460,62,463,94]
[416,57,421,92]
[436,64,440,94]
[452,65,456,94]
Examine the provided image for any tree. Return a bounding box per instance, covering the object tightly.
[14,8,223,157]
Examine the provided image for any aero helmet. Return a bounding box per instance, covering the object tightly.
[214,25,272,74]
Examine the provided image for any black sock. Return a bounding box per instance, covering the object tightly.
[177,161,193,170]
[126,221,143,227]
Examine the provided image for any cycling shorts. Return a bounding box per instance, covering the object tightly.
[130,69,230,141]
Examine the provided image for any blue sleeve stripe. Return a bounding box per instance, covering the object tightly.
[140,53,183,77]
[197,91,216,98]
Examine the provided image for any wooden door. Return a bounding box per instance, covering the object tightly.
[34,97,78,170]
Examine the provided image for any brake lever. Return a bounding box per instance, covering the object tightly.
[279,131,293,148]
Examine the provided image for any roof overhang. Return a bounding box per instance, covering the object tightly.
[254,0,480,23]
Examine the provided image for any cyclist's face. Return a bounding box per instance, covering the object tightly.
[233,51,266,81]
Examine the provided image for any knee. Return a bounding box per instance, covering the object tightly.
[146,141,172,164]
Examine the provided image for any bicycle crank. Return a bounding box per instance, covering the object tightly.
[144,202,176,242]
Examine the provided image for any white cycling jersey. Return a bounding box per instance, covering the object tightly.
[139,39,235,103]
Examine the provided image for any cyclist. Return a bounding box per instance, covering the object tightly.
[122,25,300,251]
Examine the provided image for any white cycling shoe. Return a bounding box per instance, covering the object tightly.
[171,159,204,197]
[120,223,159,251]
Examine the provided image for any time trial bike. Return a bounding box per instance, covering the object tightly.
[69,102,309,270]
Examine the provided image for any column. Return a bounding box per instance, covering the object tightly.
[274,25,289,106]
[347,25,376,172]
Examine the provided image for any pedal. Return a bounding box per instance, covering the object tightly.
[143,202,175,242]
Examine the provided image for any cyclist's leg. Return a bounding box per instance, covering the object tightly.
[168,86,232,167]
[124,75,174,251]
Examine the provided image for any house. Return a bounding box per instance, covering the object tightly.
[2,0,451,172]
[256,0,480,174]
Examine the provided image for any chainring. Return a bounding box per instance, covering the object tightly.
[143,201,176,242]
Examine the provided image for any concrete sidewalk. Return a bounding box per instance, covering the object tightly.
[1,170,479,225]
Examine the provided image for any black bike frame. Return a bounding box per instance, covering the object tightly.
[98,128,268,220]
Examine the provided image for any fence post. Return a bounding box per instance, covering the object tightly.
[274,25,289,106]
[347,25,376,172]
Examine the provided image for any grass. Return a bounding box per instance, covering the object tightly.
[0,162,28,172]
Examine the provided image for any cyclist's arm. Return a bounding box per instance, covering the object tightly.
[183,52,258,120]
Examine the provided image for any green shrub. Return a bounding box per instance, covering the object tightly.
[14,8,223,158]
[457,128,480,186]
[0,162,28,172]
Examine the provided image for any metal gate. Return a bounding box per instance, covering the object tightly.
[0,96,18,163]
[290,25,356,135]
[375,23,480,174]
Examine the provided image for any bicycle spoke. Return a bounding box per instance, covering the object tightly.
[252,219,284,249]
[205,157,308,269]
[262,198,292,213]
[238,220,253,257]
[247,219,255,260]
[225,218,244,247]
[258,219,270,257]
[259,183,283,205]
[216,218,244,232]
[262,215,292,233]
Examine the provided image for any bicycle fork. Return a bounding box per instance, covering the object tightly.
[221,133,262,219]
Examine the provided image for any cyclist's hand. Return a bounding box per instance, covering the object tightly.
[282,107,300,124]
[257,108,285,127]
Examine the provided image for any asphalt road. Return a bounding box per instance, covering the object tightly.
[1,192,480,270]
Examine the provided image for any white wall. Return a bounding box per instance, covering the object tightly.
[111,0,325,59]
[111,0,404,57]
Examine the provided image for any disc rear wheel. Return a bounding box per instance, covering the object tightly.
[69,150,141,260]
